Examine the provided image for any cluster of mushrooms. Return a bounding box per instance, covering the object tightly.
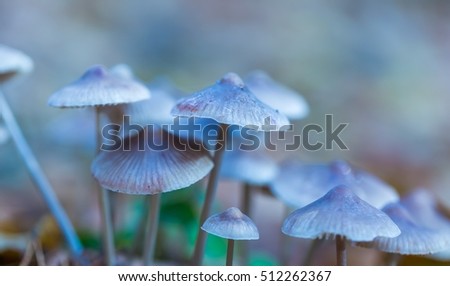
[2,43,450,266]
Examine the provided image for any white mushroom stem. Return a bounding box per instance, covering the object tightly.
[95,108,115,265]
[192,124,227,265]
[226,239,235,266]
[143,193,161,265]
[0,90,83,257]
[336,235,347,266]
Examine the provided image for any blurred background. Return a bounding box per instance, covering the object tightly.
[1,0,450,265]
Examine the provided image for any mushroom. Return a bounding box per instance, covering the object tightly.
[358,202,450,263]
[220,143,278,264]
[48,65,150,265]
[201,207,259,266]
[400,189,450,261]
[171,72,289,265]
[91,126,213,265]
[245,70,309,120]
[0,44,83,258]
[282,185,400,265]
[271,160,399,209]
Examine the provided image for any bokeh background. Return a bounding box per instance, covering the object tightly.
[1,0,450,265]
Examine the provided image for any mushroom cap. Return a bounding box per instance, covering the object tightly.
[48,65,150,108]
[171,72,290,130]
[271,160,398,209]
[201,207,259,240]
[220,148,279,185]
[400,188,450,231]
[358,203,450,255]
[0,44,33,82]
[91,126,213,194]
[245,70,309,120]
[282,185,401,241]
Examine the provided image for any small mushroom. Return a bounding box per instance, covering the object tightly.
[0,44,83,258]
[282,185,400,266]
[48,65,151,265]
[201,207,259,266]
[92,126,213,265]
[358,202,450,257]
[171,72,289,265]
[271,160,399,209]
[219,144,278,264]
[0,44,33,83]
[245,70,309,120]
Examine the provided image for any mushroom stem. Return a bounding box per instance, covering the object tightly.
[336,235,347,266]
[192,124,227,265]
[0,91,83,258]
[95,109,115,265]
[226,239,235,266]
[143,194,161,265]
[240,183,252,265]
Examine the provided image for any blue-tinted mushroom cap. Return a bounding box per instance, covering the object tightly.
[171,72,290,130]
[0,44,33,82]
[358,202,450,255]
[48,65,150,108]
[271,160,399,209]
[282,185,401,241]
[245,70,309,120]
[91,126,213,195]
[220,148,279,185]
[201,207,259,240]
[401,189,450,231]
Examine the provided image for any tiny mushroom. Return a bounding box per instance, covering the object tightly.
[92,126,214,265]
[282,185,400,266]
[0,44,33,83]
[271,160,399,210]
[171,72,289,265]
[201,207,259,266]
[0,44,83,258]
[48,65,151,265]
[358,202,450,258]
